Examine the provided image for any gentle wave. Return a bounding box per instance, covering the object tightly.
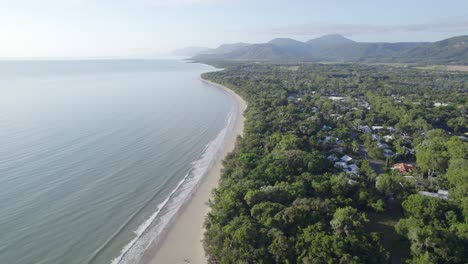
[110,103,237,264]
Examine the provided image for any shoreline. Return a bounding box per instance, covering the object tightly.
[143,77,246,264]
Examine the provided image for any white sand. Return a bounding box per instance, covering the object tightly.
[145,79,246,264]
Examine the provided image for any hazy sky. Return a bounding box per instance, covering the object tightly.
[1,0,467,58]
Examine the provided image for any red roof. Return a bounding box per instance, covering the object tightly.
[392,163,414,174]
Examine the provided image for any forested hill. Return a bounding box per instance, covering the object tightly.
[202,63,468,263]
[192,35,468,65]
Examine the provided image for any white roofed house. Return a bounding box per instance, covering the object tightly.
[334,161,348,168]
[345,164,360,175]
[329,96,346,101]
[377,142,389,149]
[383,135,394,142]
[419,190,449,200]
[341,155,353,163]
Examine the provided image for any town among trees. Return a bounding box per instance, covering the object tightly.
[201,63,468,263]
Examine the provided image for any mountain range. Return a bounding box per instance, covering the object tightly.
[186,34,468,65]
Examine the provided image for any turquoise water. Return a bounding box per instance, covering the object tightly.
[0,60,235,264]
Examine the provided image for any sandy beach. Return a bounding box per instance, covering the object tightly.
[145,78,246,264]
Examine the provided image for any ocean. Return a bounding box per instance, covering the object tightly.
[0,59,236,264]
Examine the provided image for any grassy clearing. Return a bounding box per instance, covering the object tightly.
[415,65,448,71]
[280,65,299,71]
[366,206,411,264]
[447,65,468,72]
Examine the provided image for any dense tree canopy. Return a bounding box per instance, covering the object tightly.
[202,63,467,263]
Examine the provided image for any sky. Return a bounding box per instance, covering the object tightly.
[0,0,467,58]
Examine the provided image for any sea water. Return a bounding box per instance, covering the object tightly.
[0,59,235,264]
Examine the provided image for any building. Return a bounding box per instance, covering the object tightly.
[360,125,371,134]
[346,164,360,175]
[372,134,380,141]
[329,96,346,101]
[419,190,449,200]
[392,163,414,174]
[334,161,347,168]
[377,142,389,149]
[341,155,353,163]
[383,135,394,142]
[383,149,395,158]
[327,155,338,162]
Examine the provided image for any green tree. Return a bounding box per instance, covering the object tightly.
[415,129,449,176]
[360,160,377,182]
[330,206,368,237]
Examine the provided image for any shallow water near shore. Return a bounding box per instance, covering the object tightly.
[0,59,234,264]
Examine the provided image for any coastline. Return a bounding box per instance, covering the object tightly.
[144,77,247,264]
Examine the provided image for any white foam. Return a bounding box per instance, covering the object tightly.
[110,102,237,264]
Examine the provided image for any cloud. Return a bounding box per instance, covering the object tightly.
[265,19,468,37]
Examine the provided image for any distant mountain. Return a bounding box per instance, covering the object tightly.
[205,43,251,55]
[307,34,355,47]
[192,35,468,65]
[269,38,310,48]
[194,38,314,60]
[171,46,212,56]
[268,38,313,57]
[311,42,423,61]
[399,35,468,64]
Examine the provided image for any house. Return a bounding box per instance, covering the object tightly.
[358,100,370,110]
[327,155,338,162]
[360,125,371,134]
[372,126,384,131]
[330,147,345,153]
[377,142,389,149]
[383,148,394,154]
[341,155,353,163]
[329,96,346,101]
[330,114,344,120]
[383,135,394,142]
[372,134,380,141]
[347,164,360,174]
[438,190,449,196]
[334,161,348,168]
[419,190,449,200]
[392,163,414,174]
[384,149,395,158]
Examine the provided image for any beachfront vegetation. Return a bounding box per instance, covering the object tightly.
[202,63,467,263]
